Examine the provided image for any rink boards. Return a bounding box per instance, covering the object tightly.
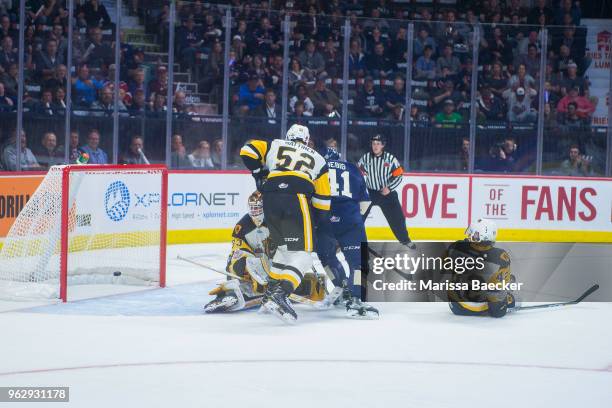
[0,170,611,245]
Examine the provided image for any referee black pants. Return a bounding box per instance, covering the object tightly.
[366,189,410,243]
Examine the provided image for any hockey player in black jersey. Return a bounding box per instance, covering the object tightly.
[446,219,517,318]
[240,124,331,322]
[204,191,325,313]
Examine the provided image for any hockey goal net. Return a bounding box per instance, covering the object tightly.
[0,165,167,301]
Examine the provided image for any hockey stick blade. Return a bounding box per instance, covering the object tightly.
[176,255,325,308]
[516,284,600,311]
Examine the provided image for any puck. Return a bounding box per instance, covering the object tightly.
[113,271,122,276]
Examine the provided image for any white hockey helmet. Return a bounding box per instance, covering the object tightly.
[465,218,497,244]
[286,124,310,145]
[248,191,264,227]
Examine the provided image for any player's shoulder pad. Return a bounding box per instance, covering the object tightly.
[487,247,511,266]
[233,214,256,239]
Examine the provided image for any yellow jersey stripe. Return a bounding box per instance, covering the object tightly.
[269,268,301,289]
[267,170,314,184]
[249,140,269,164]
[311,197,331,211]
[458,301,489,312]
[240,145,259,160]
[298,194,313,251]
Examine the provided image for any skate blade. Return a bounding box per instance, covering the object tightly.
[260,301,297,324]
[316,287,343,309]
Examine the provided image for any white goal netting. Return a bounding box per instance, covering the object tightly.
[0,165,166,301]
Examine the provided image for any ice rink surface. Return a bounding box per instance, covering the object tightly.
[1,243,611,408]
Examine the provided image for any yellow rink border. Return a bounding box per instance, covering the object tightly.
[168,227,612,245]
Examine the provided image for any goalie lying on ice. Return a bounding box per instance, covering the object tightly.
[204,191,325,313]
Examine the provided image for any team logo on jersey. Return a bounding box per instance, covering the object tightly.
[284,237,299,242]
[279,183,289,189]
[104,181,130,222]
[330,216,341,223]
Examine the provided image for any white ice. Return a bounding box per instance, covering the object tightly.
[0,243,611,408]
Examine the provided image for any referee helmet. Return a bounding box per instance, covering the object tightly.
[371,134,386,144]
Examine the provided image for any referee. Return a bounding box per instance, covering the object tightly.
[358,134,415,249]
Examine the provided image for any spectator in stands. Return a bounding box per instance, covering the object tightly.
[79,0,112,28]
[73,63,104,107]
[299,39,325,81]
[457,137,470,172]
[34,132,64,169]
[289,84,314,117]
[91,85,128,117]
[236,72,264,115]
[507,64,537,96]
[415,45,436,80]
[33,89,56,116]
[477,88,505,122]
[83,27,113,69]
[482,62,508,99]
[348,39,366,79]
[559,101,590,130]
[43,63,68,91]
[211,138,222,168]
[516,44,540,78]
[288,58,306,88]
[554,27,586,72]
[432,79,466,112]
[252,17,281,56]
[309,74,340,117]
[556,86,595,119]
[0,14,16,44]
[486,27,513,67]
[120,135,148,165]
[177,17,203,72]
[355,76,384,117]
[68,131,80,163]
[170,134,191,169]
[0,35,16,72]
[35,38,61,81]
[1,129,41,171]
[322,37,341,79]
[52,87,66,113]
[202,13,222,49]
[128,67,146,99]
[413,27,436,59]
[555,0,581,26]
[256,88,281,119]
[173,90,191,117]
[148,65,168,98]
[0,62,17,97]
[384,76,405,114]
[148,93,167,117]
[436,45,461,77]
[386,103,406,121]
[266,53,283,91]
[528,0,554,25]
[479,136,519,173]
[507,87,537,123]
[366,42,393,80]
[129,89,146,116]
[560,62,587,95]
[292,100,307,118]
[79,129,108,164]
[433,100,463,127]
[559,145,591,176]
[188,140,215,169]
[517,31,540,56]
[0,81,13,111]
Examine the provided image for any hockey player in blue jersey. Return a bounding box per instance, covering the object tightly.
[316,147,379,318]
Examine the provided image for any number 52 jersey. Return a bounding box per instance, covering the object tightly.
[240,139,330,211]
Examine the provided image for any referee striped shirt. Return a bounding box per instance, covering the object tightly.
[357,151,404,191]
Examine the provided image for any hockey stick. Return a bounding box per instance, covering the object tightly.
[515,284,600,311]
[176,255,323,307]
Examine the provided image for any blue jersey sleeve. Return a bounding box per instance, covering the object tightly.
[347,162,369,202]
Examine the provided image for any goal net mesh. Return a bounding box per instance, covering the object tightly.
[0,166,164,300]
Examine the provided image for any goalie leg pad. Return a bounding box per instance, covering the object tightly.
[294,273,326,301]
[204,279,247,313]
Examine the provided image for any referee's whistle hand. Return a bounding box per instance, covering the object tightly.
[381,187,391,196]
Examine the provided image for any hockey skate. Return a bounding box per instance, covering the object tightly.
[346,297,379,319]
[259,281,298,323]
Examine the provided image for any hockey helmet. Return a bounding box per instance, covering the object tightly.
[248,191,264,227]
[465,218,497,244]
[286,124,310,145]
[323,146,340,161]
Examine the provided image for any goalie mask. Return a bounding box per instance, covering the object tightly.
[248,191,264,227]
[286,124,310,145]
[465,218,497,244]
